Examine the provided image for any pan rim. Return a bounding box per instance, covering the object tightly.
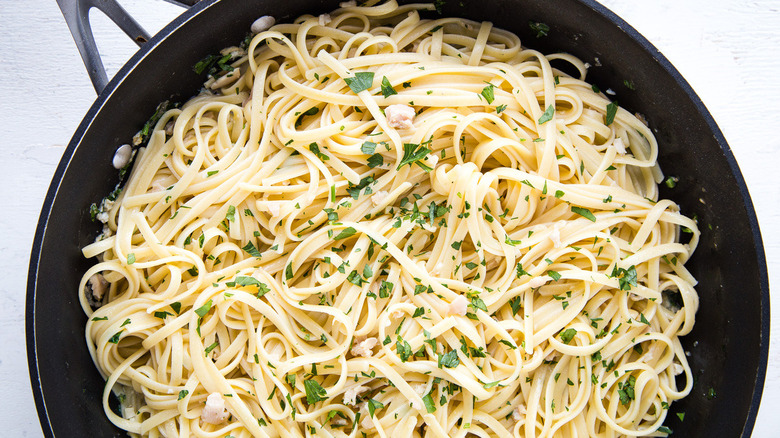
[25,0,770,436]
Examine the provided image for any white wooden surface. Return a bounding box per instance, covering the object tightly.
[0,0,777,435]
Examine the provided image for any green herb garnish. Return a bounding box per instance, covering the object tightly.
[538,105,555,125]
[560,328,577,344]
[344,72,374,93]
[334,227,357,240]
[308,142,330,161]
[304,379,328,404]
[529,21,550,38]
[397,143,432,171]
[571,206,596,222]
[480,84,495,104]
[380,76,397,98]
[606,101,618,126]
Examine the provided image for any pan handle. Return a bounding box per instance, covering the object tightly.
[56,0,201,94]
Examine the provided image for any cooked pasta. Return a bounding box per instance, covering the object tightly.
[79,1,700,437]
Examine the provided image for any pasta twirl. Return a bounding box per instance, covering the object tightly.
[80,2,699,437]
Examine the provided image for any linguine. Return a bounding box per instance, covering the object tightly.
[80,2,699,437]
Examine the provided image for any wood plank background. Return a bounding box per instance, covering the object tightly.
[1,0,777,435]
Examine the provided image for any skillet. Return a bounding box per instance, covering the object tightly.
[27,0,769,436]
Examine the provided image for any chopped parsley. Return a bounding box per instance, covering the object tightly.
[295,107,319,127]
[611,265,638,291]
[204,340,219,355]
[242,241,262,258]
[108,331,122,344]
[308,142,330,161]
[480,84,495,104]
[228,276,270,296]
[498,339,517,349]
[396,336,413,362]
[529,21,550,38]
[438,349,460,368]
[334,227,357,240]
[538,105,555,125]
[423,392,436,412]
[606,101,618,126]
[559,328,577,344]
[367,398,385,417]
[571,206,596,222]
[470,296,488,312]
[367,153,384,168]
[194,300,213,317]
[193,53,233,75]
[618,375,636,405]
[361,141,377,155]
[516,263,529,278]
[509,296,522,315]
[379,281,393,298]
[304,379,328,404]
[346,175,374,199]
[433,0,445,14]
[344,71,374,93]
[397,143,432,171]
[380,76,397,97]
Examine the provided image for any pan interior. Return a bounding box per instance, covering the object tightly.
[27,0,768,436]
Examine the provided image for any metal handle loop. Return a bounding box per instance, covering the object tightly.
[56,0,200,94]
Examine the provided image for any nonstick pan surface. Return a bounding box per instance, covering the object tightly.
[27,0,769,436]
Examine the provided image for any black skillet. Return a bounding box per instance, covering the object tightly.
[27,0,769,436]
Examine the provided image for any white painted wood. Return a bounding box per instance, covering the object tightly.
[0,0,777,435]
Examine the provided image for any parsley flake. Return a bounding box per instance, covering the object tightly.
[334,227,357,240]
[560,328,577,344]
[606,101,618,126]
[529,21,550,38]
[344,72,374,93]
[538,105,555,124]
[571,206,596,222]
[194,300,213,317]
[308,142,330,161]
[242,241,262,258]
[480,84,495,104]
[361,141,377,155]
[304,379,328,404]
[380,76,397,98]
[363,398,383,418]
[397,143,432,171]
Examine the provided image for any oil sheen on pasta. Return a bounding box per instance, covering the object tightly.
[79,1,699,437]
